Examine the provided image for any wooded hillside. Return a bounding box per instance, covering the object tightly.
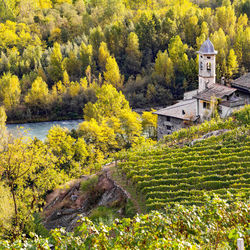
[0,0,249,121]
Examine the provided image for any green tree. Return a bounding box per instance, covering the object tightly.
[80,42,93,74]
[168,35,188,69]
[48,42,64,84]
[89,26,105,58]
[125,32,142,76]
[153,50,174,86]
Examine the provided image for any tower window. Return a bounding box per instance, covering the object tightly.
[207,62,211,71]
[207,56,211,59]
[182,110,185,115]
[200,62,203,70]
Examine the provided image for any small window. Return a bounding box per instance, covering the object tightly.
[207,62,211,71]
[182,110,185,115]
[203,102,210,109]
[166,125,171,130]
[207,56,211,59]
[166,116,171,121]
[200,62,203,70]
[200,55,203,58]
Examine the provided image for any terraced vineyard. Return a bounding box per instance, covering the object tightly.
[118,128,250,210]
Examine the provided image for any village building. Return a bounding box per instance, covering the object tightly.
[155,38,250,139]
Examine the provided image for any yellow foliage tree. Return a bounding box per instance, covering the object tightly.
[0,72,21,108]
[24,77,50,108]
[104,56,123,89]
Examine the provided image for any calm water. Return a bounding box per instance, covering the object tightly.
[7,119,83,141]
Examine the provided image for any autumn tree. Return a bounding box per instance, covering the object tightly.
[0,72,21,108]
[81,84,142,151]
[24,77,50,111]
[153,50,174,86]
[46,126,89,177]
[104,56,123,89]
[141,110,157,139]
[125,32,142,76]
[80,42,93,75]
[48,42,64,84]
[0,137,67,239]
[168,35,188,69]
[98,42,110,71]
[227,49,238,78]
[0,106,7,150]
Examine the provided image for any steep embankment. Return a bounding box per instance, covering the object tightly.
[117,127,250,211]
[43,170,129,231]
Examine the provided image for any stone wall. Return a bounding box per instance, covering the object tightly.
[157,115,186,139]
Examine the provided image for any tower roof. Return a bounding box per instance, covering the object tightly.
[198,38,217,55]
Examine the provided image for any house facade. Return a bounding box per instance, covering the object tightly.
[155,38,250,139]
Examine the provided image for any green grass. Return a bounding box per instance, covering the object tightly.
[89,206,118,225]
[110,166,147,214]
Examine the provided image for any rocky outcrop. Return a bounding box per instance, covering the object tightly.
[190,129,230,145]
[43,170,129,231]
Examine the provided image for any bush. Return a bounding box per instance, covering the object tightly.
[89,206,117,225]
[233,105,250,125]
[80,175,98,192]
[124,199,137,218]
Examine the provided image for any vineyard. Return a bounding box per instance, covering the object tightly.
[118,125,250,211]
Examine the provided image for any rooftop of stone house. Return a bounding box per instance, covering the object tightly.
[194,84,236,102]
[154,99,198,121]
[231,73,250,92]
[197,38,217,55]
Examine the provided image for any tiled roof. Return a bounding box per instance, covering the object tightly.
[154,99,198,121]
[231,73,250,92]
[194,84,236,101]
[197,38,217,54]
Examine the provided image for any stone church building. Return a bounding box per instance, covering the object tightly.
[155,38,250,139]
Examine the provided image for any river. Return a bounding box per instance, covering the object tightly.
[6,119,83,141]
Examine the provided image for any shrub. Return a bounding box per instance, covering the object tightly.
[80,175,98,192]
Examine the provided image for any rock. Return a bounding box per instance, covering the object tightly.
[43,171,129,231]
[190,129,230,146]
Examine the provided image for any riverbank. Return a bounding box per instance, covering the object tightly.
[6,115,83,124]
[6,106,163,124]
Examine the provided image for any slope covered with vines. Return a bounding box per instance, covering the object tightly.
[117,110,250,211]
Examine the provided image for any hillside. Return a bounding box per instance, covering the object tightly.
[116,111,250,211]
[1,107,249,248]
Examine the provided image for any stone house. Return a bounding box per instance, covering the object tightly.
[155,38,250,139]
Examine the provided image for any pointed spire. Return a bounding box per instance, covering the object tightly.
[198,38,217,54]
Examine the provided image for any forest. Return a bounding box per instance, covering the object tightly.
[0,0,249,122]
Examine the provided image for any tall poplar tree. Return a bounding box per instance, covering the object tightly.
[104,56,123,89]
[48,42,64,84]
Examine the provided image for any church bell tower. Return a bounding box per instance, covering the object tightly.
[197,38,217,92]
